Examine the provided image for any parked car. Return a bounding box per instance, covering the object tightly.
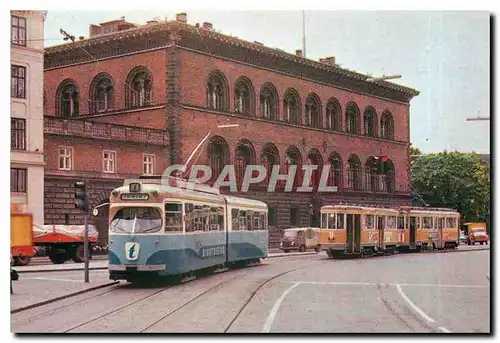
[459,230,468,244]
[279,227,321,253]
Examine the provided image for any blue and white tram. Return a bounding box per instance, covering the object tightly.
[107,177,268,282]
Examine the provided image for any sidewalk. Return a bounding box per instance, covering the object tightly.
[14,244,488,274]
[14,250,318,273]
[11,275,118,313]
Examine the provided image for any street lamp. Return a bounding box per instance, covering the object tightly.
[466,117,490,121]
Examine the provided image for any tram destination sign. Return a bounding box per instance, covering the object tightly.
[120,193,149,201]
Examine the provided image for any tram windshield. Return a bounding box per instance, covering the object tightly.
[110,207,162,234]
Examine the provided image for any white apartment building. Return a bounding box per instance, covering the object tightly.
[11,10,47,227]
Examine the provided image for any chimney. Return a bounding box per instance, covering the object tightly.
[320,56,336,65]
[176,12,187,23]
[295,49,303,58]
[89,24,101,37]
[202,22,213,30]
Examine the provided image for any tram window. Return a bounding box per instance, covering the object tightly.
[239,210,248,230]
[377,216,385,230]
[231,209,239,231]
[165,203,183,232]
[365,215,375,230]
[110,207,162,234]
[321,213,328,229]
[336,214,344,229]
[387,216,397,229]
[446,217,457,228]
[397,216,405,230]
[416,217,421,229]
[246,211,254,231]
[256,212,266,230]
[209,206,224,231]
[422,217,433,229]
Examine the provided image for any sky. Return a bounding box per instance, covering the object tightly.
[42,10,491,154]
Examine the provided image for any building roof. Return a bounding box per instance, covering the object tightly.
[44,18,420,103]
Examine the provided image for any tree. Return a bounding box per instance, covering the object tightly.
[411,151,491,231]
[410,145,422,155]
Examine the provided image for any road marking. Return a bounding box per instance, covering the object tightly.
[438,326,452,333]
[23,277,84,283]
[396,283,488,289]
[280,281,379,286]
[395,284,435,323]
[262,282,300,333]
[279,281,488,289]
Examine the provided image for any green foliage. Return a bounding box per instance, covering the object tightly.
[411,151,491,228]
[410,146,422,155]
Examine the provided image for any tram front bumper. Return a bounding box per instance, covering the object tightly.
[109,264,166,271]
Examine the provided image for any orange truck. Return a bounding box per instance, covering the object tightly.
[11,204,98,266]
[464,222,489,245]
[11,206,36,266]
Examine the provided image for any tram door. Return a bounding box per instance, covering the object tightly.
[409,216,417,248]
[377,215,385,251]
[346,214,361,254]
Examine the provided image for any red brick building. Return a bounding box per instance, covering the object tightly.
[43,14,419,246]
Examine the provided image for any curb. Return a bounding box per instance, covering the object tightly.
[16,266,109,274]
[431,247,490,254]
[11,281,120,314]
[266,252,318,259]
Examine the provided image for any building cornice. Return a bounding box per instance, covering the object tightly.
[44,21,419,104]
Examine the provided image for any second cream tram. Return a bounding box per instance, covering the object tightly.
[320,203,460,259]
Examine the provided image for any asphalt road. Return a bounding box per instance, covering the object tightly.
[11,250,490,333]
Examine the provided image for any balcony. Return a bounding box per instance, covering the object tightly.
[44,116,169,146]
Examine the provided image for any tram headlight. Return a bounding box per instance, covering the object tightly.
[291,241,295,246]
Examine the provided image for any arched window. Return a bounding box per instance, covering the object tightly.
[283,88,300,124]
[305,93,321,128]
[364,157,379,192]
[261,143,280,186]
[90,74,114,113]
[326,99,342,131]
[56,79,79,117]
[284,146,303,188]
[206,71,228,111]
[125,67,152,108]
[380,111,395,140]
[345,103,361,134]
[382,159,395,193]
[234,77,254,116]
[347,155,361,190]
[235,140,256,186]
[307,149,323,189]
[260,83,278,120]
[364,107,378,137]
[327,153,342,190]
[207,136,230,184]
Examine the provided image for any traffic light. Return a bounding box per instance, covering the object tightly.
[74,181,89,213]
[373,156,388,174]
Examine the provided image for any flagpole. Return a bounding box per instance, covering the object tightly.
[302,10,306,58]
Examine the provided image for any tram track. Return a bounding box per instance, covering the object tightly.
[61,263,266,333]
[14,256,325,333]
